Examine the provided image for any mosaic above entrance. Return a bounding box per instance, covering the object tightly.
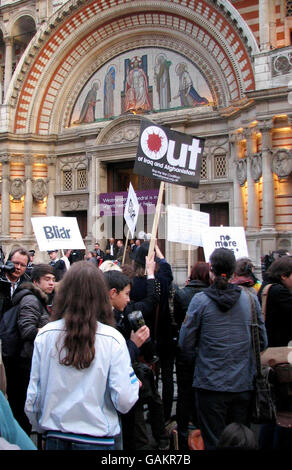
[70,48,212,125]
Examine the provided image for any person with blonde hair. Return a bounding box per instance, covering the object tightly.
[99,260,122,273]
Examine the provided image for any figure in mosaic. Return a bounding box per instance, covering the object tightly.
[154,54,171,110]
[104,66,115,118]
[174,62,208,107]
[78,81,100,123]
[124,56,151,112]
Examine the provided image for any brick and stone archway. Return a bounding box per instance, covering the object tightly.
[7,0,257,136]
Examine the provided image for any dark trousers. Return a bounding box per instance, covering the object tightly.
[122,399,149,451]
[122,390,169,450]
[175,359,196,450]
[156,345,176,422]
[195,388,252,450]
[3,356,32,435]
[259,423,292,450]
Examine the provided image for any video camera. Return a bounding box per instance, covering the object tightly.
[127,310,158,364]
[0,246,15,275]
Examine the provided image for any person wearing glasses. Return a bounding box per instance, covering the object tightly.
[0,247,31,318]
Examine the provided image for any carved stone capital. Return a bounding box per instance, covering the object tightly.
[46,155,57,166]
[24,155,33,166]
[0,153,11,164]
[256,119,273,134]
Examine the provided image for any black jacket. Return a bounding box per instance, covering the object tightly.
[258,279,292,347]
[127,277,159,326]
[104,243,118,260]
[154,259,174,350]
[13,282,49,359]
[49,259,66,281]
[0,273,30,318]
[174,279,209,330]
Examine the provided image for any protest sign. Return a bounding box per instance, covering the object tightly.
[31,217,85,251]
[99,189,159,216]
[124,183,139,239]
[167,206,210,246]
[202,226,248,261]
[134,119,205,188]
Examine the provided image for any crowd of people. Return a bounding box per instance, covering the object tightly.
[0,239,291,451]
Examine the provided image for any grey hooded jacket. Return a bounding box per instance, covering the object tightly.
[179,285,268,392]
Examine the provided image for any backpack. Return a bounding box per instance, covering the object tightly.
[0,303,22,358]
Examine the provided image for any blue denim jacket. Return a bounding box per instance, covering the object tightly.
[179,286,268,392]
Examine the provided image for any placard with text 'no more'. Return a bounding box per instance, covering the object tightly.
[134,119,205,188]
[202,227,249,262]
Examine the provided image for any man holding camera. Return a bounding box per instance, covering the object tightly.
[0,247,31,318]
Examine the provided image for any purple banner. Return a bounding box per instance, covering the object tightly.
[99,189,159,216]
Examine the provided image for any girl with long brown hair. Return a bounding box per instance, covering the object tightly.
[25,261,139,450]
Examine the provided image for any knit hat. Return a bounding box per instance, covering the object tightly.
[134,242,150,267]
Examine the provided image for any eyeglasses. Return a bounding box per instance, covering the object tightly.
[12,261,27,268]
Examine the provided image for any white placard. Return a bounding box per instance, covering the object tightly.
[124,183,140,238]
[202,226,248,261]
[31,217,86,251]
[167,206,210,246]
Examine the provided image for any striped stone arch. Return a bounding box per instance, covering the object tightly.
[8,0,258,135]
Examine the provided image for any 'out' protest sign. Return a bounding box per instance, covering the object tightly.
[31,217,86,251]
[167,206,210,246]
[124,183,139,238]
[202,227,248,261]
[134,119,205,188]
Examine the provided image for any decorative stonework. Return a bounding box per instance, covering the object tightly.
[10,178,25,200]
[195,189,230,202]
[272,149,292,178]
[236,159,247,186]
[272,52,292,77]
[96,115,142,145]
[59,198,88,211]
[32,179,48,201]
[59,155,88,168]
[251,153,262,182]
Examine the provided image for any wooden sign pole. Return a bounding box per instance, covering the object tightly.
[122,228,130,266]
[188,244,191,278]
[147,181,165,259]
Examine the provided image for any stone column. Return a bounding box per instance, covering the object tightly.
[86,154,94,246]
[0,155,10,237]
[230,134,244,227]
[258,121,275,231]
[4,37,13,98]
[259,0,271,51]
[46,155,56,216]
[24,156,33,236]
[246,129,259,232]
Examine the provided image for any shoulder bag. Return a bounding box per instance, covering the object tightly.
[245,289,276,424]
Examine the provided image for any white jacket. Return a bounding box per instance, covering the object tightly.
[25,319,139,437]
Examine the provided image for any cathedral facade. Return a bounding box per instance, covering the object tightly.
[0,0,291,283]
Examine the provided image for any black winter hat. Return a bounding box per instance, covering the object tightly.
[134,242,150,267]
